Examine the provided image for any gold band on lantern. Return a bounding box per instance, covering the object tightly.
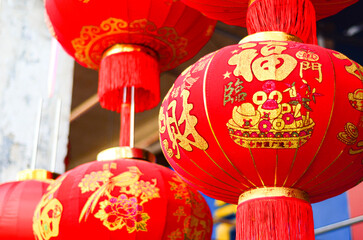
[238,187,310,205]
[102,44,158,60]
[248,0,257,6]
[239,31,303,44]
[97,146,156,163]
[17,169,54,181]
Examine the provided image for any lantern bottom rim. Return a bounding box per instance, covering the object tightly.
[238,187,310,205]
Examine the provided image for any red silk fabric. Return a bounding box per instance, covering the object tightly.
[159,39,363,204]
[33,159,212,239]
[45,0,216,72]
[0,180,50,240]
[45,0,216,112]
[181,0,358,27]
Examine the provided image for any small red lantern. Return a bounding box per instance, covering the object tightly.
[33,148,213,239]
[159,32,363,239]
[0,170,53,239]
[45,0,216,113]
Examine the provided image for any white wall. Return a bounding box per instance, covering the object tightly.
[0,0,74,182]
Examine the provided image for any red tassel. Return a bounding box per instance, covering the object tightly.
[237,196,315,240]
[247,0,317,44]
[98,50,160,113]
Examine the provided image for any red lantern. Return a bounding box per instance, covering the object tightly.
[33,148,213,239]
[0,170,53,239]
[159,32,363,239]
[45,0,216,113]
[181,0,357,44]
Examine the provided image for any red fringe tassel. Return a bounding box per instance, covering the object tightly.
[247,0,317,44]
[237,197,315,240]
[98,51,160,113]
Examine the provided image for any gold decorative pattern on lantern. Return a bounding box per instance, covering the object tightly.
[348,89,363,112]
[159,89,209,159]
[227,80,320,149]
[332,52,363,82]
[33,175,66,240]
[167,174,211,240]
[228,42,298,82]
[71,18,188,71]
[78,166,160,233]
[337,122,363,155]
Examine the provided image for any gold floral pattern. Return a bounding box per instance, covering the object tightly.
[79,166,160,233]
[72,18,188,71]
[167,174,211,240]
[33,175,66,240]
[95,194,150,232]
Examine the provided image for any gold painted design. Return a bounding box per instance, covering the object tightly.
[238,187,310,205]
[202,51,258,187]
[227,80,320,149]
[229,41,298,82]
[223,78,247,106]
[337,122,359,145]
[300,61,323,83]
[337,122,363,155]
[79,166,160,233]
[348,89,363,112]
[72,18,188,70]
[168,174,211,240]
[332,52,363,81]
[79,0,90,3]
[296,50,319,61]
[160,89,208,159]
[291,53,337,187]
[33,175,65,240]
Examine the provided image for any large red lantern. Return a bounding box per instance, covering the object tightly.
[45,0,216,113]
[0,170,53,239]
[159,32,363,239]
[33,148,213,239]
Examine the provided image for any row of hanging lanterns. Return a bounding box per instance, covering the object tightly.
[159,0,363,239]
[30,0,217,239]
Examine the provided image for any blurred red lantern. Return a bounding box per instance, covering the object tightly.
[45,0,216,113]
[181,0,357,44]
[33,148,213,240]
[0,170,54,239]
[159,32,363,239]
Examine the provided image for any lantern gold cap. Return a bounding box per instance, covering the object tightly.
[17,169,56,181]
[102,44,158,60]
[238,187,310,205]
[239,31,303,44]
[97,147,156,163]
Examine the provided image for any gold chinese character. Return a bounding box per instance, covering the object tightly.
[300,61,322,83]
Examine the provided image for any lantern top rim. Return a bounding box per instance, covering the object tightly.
[17,169,56,181]
[97,146,156,163]
[239,31,303,43]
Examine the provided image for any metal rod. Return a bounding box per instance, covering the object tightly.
[50,98,62,173]
[315,215,363,235]
[31,98,43,170]
[130,86,135,148]
[70,93,98,122]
